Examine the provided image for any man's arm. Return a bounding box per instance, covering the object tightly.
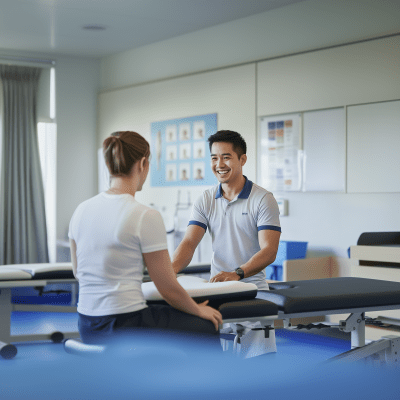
[172,224,206,274]
[210,229,281,282]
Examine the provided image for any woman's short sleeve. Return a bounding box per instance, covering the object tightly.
[68,204,82,240]
[139,209,169,253]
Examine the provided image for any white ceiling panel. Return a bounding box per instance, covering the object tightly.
[0,0,309,57]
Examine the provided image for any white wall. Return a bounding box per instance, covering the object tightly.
[98,64,256,181]
[100,0,400,91]
[257,36,400,115]
[278,192,400,258]
[98,64,256,242]
[98,32,400,263]
[256,36,400,258]
[98,64,255,263]
[55,56,100,256]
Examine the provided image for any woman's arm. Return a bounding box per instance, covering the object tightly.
[143,249,222,330]
[69,239,78,281]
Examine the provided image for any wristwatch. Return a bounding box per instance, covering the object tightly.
[235,267,245,280]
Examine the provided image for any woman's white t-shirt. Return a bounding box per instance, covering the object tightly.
[68,192,168,316]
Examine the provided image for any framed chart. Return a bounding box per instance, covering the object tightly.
[258,113,302,192]
[150,113,217,187]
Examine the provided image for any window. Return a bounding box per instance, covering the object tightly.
[37,66,57,262]
[38,122,57,263]
[37,68,57,263]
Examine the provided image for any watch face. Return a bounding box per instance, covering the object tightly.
[236,268,244,279]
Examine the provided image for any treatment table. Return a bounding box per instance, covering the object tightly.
[0,262,211,358]
[0,263,79,358]
[2,262,400,364]
[64,275,400,366]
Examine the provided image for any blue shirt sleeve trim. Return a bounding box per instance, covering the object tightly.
[188,220,207,231]
[258,225,282,232]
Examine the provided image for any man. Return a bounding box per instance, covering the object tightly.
[172,130,281,290]
[172,130,281,358]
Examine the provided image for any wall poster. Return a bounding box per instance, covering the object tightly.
[151,113,217,187]
[258,113,302,192]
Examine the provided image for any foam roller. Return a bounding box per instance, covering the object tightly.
[64,339,106,356]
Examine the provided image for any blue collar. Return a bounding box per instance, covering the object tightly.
[215,176,253,199]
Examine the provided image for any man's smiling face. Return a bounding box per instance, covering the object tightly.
[210,142,246,185]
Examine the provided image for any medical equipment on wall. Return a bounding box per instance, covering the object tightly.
[171,190,191,250]
[169,191,202,263]
[154,191,212,264]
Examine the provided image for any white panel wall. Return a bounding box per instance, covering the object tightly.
[302,108,346,192]
[278,192,400,258]
[55,56,100,248]
[98,26,400,266]
[257,36,400,116]
[257,36,400,258]
[100,0,400,91]
[98,64,255,263]
[347,100,400,193]
[37,67,51,122]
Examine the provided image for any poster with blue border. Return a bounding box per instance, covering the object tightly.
[150,113,217,187]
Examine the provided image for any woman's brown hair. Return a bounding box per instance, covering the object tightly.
[103,131,150,176]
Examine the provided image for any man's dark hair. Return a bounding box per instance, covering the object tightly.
[208,130,247,159]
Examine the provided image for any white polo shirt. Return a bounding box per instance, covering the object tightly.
[189,177,281,290]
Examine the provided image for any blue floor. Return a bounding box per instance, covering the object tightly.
[10,310,78,336]
[2,312,399,400]
[8,311,350,362]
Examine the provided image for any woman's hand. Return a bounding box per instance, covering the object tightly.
[144,249,223,330]
[197,300,223,331]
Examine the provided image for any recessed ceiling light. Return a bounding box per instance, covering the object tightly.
[82,25,107,31]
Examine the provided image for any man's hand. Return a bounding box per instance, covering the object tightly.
[210,271,240,283]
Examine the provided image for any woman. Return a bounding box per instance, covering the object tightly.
[69,131,222,344]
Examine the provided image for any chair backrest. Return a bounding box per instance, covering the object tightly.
[357,232,400,246]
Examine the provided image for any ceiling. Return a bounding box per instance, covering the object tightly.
[0,0,309,58]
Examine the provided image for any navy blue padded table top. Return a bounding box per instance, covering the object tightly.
[219,299,278,319]
[147,289,258,310]
[30,270,75,280]
[257,277,400,314]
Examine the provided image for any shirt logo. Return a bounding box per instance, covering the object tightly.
[242,212,248,215]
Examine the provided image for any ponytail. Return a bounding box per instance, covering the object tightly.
[103,131,150,176]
